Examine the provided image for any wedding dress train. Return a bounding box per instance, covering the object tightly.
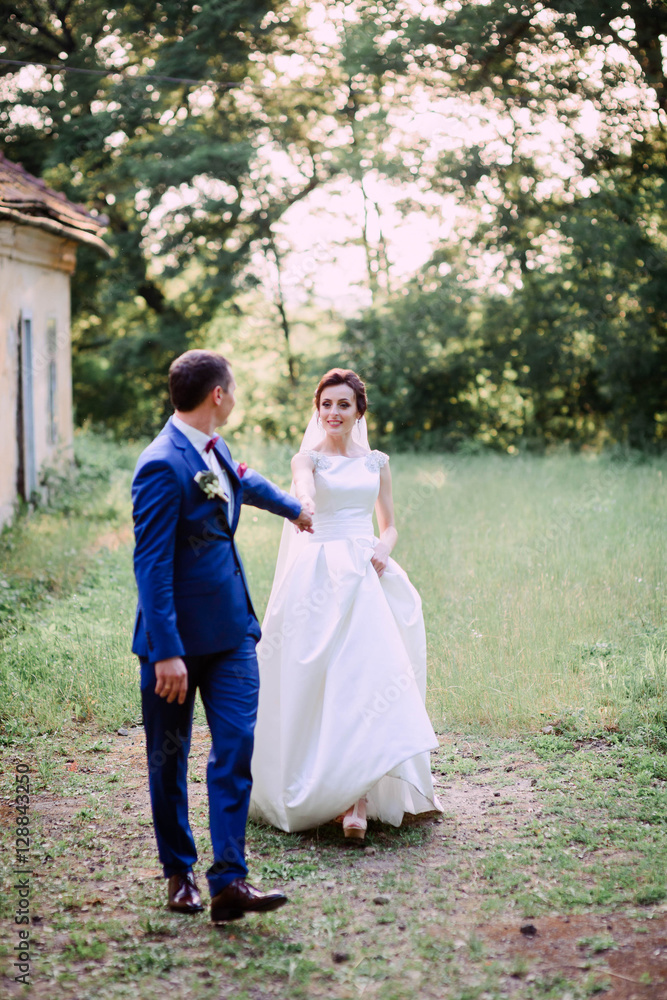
[249,449,442,832]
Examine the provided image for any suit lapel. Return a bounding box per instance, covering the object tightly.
[166,419,233,527]
[212,441,242,533]
[163,419,244,532]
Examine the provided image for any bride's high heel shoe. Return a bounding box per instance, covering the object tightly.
[343,798,367,840]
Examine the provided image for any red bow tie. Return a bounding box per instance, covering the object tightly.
[204,435,220,453]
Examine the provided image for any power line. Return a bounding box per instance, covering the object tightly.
[0,57,326,93]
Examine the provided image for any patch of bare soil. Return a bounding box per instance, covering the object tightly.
[482,914,667,999]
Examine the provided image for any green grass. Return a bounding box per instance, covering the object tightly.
[393,451,666,737]
[0,433,144,738]
[2,435,666,995]
[0,436,665,742]
[239,446,667,741]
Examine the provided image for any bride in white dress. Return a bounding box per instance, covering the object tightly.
[249,369,442,838]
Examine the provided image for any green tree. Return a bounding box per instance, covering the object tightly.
[5,1,665,446]
[340,0,667,449]
[1,0,331,433]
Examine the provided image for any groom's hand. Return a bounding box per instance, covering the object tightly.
[292,508,314,533]
[155,657,188,704]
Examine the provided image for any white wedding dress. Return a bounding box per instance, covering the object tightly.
[249,447,442,832]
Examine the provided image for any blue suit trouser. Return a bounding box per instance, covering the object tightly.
[140,628,260,897]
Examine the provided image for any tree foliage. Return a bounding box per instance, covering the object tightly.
[1,0,327,432]
[339,0,667,449]
[1,1,665,447]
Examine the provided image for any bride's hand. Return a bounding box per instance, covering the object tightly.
[371,542,390,578]
[293,507,314,533]
[299,496,316,517]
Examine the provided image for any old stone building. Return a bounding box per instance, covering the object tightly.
[0,153,109,525]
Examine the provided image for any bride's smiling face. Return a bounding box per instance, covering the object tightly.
[319,384,359,436]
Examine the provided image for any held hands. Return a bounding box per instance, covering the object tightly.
[298,495,316,518]
[371,542,391,578]
[155,657,188,704]
[292,502,314,533]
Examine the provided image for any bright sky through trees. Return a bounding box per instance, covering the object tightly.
[2,0,665,447]
[249,1,658,309]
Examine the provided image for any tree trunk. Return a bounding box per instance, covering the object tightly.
[267,234,296,386]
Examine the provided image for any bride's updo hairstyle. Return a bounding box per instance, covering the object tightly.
[314,369,368,417]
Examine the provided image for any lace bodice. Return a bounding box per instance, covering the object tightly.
[303,449,389,524]
[306,449,388,473]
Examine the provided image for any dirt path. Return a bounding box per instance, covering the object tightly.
[2,728,666,999]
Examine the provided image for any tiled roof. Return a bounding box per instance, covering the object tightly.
[0,153,110,255]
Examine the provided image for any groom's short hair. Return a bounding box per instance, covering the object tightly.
[169,350,232,411]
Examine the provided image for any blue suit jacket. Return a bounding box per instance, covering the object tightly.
[131,417,301,662]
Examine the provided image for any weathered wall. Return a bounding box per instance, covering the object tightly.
[0,222,77,526]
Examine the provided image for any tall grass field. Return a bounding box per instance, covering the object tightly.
[0,434,665,745]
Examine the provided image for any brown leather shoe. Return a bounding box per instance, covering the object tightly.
[210,879,288,923]
[167,872,204,913]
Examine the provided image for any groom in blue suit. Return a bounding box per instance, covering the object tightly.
[132,349,312,922]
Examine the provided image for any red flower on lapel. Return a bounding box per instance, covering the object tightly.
[237,462,248,479]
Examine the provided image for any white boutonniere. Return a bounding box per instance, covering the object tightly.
[194,470,229,503]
